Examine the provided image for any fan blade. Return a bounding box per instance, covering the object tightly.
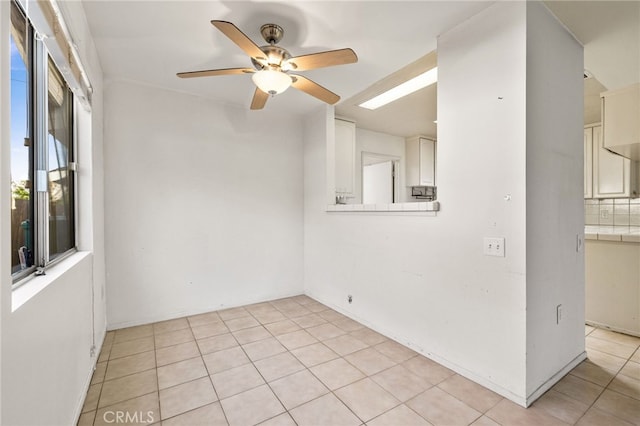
[287,48,357,71]
[291,75,340,105]
[211,20,267,63]
[177,68,254,78]
[250,88,269,110]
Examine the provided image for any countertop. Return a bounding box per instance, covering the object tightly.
[585,226,640,243]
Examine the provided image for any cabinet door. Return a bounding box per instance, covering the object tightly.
[593,125,631,198]
[584,128,593,198]
[335,119,356,195]
[419,138,436,186]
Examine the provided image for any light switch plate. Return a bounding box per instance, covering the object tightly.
[484,237,505,257]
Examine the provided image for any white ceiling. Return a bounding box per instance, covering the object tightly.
[80,1,639,138]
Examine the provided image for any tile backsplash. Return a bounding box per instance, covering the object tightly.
[585,198,640,226]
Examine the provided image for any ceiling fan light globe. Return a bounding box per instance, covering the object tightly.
[252,70,292,95]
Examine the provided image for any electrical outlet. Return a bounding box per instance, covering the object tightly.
[483,237,505,257]
[347,295,353,304]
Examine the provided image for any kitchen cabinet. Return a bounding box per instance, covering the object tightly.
[584,127,593,198]
[406,136,436,187]
[601,83,640,161]
[335,118,356,196]
[591,124,639,198]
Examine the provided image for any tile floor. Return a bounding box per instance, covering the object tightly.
[78,295,640,426]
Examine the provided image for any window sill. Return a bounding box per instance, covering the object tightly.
[326,201,440,213]
[12,251,91,312]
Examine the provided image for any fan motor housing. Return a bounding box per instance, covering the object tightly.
[252,45,292,71]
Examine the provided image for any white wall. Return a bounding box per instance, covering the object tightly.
[0,1,106,424]
[524,1,585,399]
[304,1,583,406]
[103,82,304,329]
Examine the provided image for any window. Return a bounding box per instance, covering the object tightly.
[10,1,76,284]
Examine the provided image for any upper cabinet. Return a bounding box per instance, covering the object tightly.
[601,83,640,161]
[584,127,593,199]
[589,124,639,198]
[335,118,356,196]
[406,136,436,187]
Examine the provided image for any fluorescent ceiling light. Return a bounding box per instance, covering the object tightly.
[358,67,438,110]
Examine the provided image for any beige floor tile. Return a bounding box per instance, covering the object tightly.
[252,310,287,324]
[293,313,327,329]
[82,383,102,413]
[349,327,388,346]
[317,309,347,322]
[161,402,227,426]
[587,336,638,359]
[587,348,628,372]
[77,410,95,426]
[291,342,339,368]
[576,407,635,426]
[245,301,277,313]
[304,301,329,313]
[155,328,194,349]
[276,330,319,351]
[531,389,589,424]
[203,346,250,375]
[94,392,159,426]
[243,337,287,361]
[593,389,640,424]
[98,345,111,363]
[258,412,297,426]
[220,384,285,426]
[114,324,154,344]
[232,325,271,344]
[191,321,230,340]
[224,316,260,331]
[310,357,366,390]
[159,376,217,420]
[187,311,222,327]
[156,341,200,367]
[254,352,305,382]
[153,317,189,335]
[269,369,329,410]
[471,415,500,426]
[402,355,456,385]
[306,323,346,341]
[91,362,107,385]
[109,336,155,360]
[372,364,433,402]
[632,348,640,363]
[105,350,156,381]
[570,360,617,387]
[375,340,418,363]
[218,307,250,320]
[437,374,503,413]
[197,333,238,355]
[290,295,314,305]
[407,387,482,426]
[608,374,640,400]
[552,373,604,405]
[289,393,361,426]
[345,347,396,376]
[484,398,568,426]
[210,363,265,399]
[157,356,208,389]
[265,319,301,336]
[590,329,640,348]
[585,325,596,336]
[620,361,640,379]
[368,404,432,426]
[99,369,158,408]
[323,334,368,356]
[335,377,400,422]
[333,317,365,332]
[277,305,311,319]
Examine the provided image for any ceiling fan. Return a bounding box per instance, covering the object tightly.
[177,20,358,110]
